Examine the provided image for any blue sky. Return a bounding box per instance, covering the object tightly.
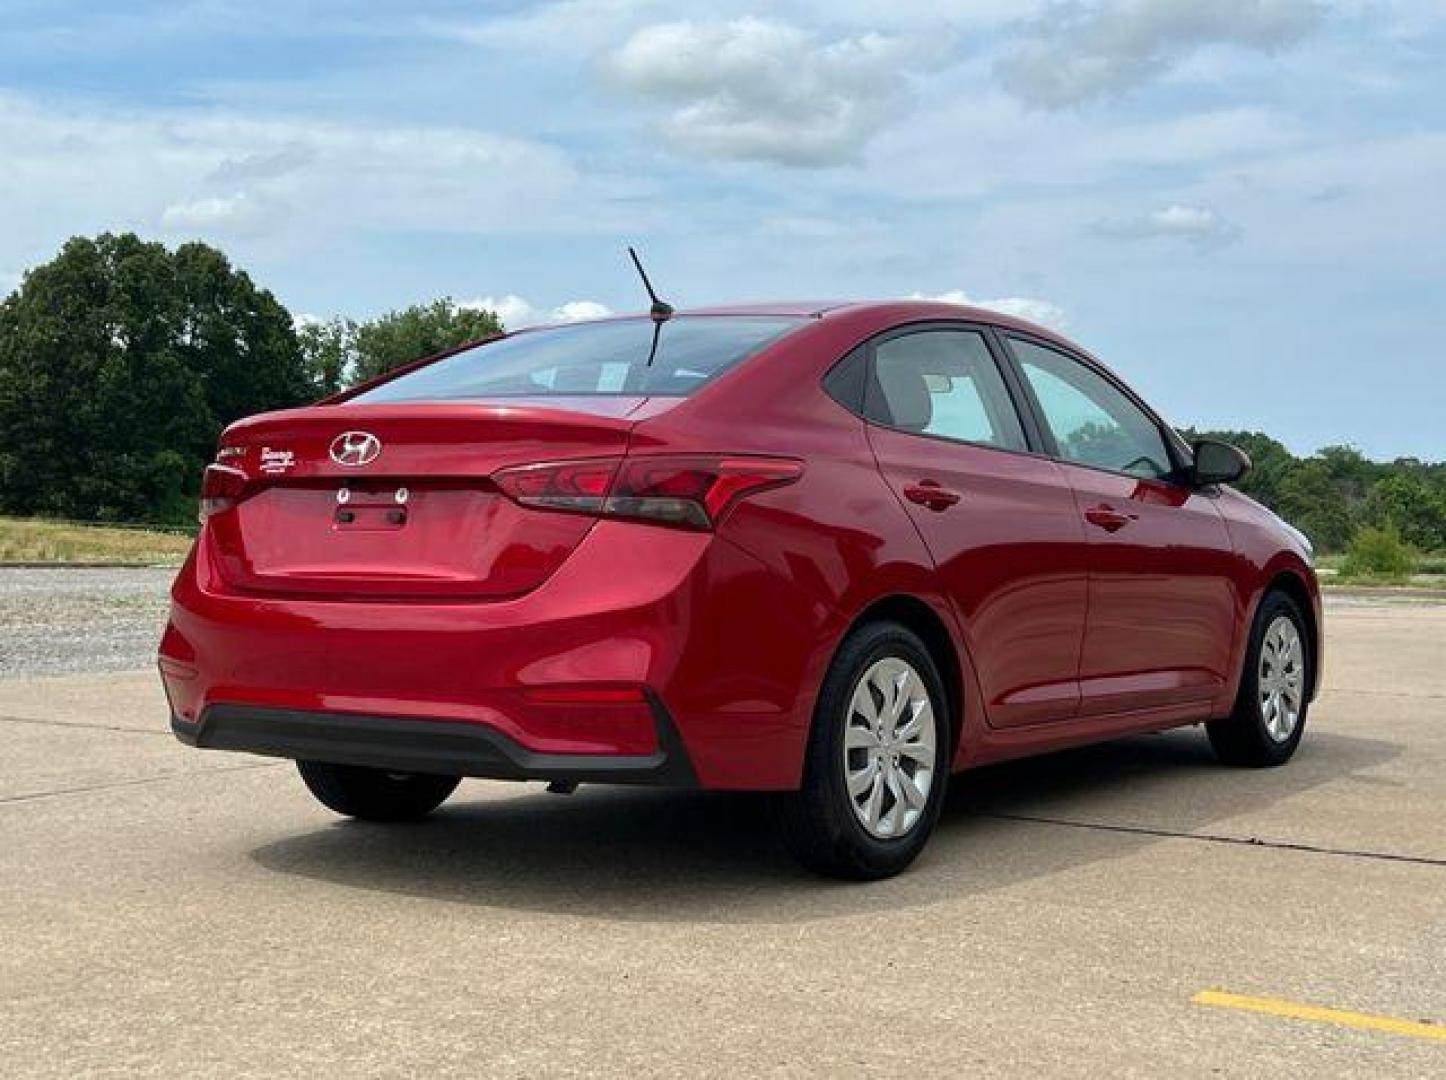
[1,1,1443,458]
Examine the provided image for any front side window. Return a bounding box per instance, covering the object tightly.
[865,330,1026,452]
[1010,337,1172,478]
[349,316,802,403]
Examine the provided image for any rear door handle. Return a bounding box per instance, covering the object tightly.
[1084,504,1138,532]
[903,480,961,512]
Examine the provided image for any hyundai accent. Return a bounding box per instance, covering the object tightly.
[161,300,1320,878]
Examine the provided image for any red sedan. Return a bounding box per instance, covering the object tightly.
[161,300,1320,878]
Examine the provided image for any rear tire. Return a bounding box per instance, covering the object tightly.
[297,761,460,821]
[1207,590,1311,767]
[778,621,950,880]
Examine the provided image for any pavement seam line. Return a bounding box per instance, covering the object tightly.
[981,811,1446,868]
[1322,688,1446,700]
[0,713,170,735]
[0,761,285,806]
[1193,990,1446,1042]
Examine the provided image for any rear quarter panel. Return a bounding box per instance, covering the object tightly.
[631,314,983,781]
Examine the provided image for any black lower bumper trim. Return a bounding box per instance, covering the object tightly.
[172,700,696,787]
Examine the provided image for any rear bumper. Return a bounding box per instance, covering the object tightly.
[160,518,843,790]
[172,700,697,786]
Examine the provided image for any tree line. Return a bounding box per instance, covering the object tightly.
[1,233,1442,549]
[1179,430,1446,555]
[0,234,498,523]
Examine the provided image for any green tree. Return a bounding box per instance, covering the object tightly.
[297,316,355,397]
[1315,444,1375,481]
[0,233,310,523]
[1341,523,1416,578]
[1364,474,1446,551]
[1275,460,1356,552]
[351,299,502,384]
[1314,444,1378,504]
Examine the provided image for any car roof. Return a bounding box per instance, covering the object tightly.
[593,300,1076,351]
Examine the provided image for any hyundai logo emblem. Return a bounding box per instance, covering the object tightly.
[329,431,382,467]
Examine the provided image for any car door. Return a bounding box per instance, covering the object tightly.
[860,325,1090,727]
[1004,334,1237,717]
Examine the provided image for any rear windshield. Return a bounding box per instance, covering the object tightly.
[348,315,802,403]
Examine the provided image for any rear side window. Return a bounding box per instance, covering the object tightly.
[864,330,1026,452]
[1010,337,1172,479]
[349,316,802,403]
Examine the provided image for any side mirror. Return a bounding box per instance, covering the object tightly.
[1190,439,1251,487]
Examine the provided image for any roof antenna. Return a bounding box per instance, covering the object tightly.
[628,246,673,322]
[628,246,673,367]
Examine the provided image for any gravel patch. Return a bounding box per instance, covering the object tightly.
[3,567,1434,682]
[0,567,176,679]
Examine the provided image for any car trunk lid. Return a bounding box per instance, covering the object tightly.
[205,400,652,600]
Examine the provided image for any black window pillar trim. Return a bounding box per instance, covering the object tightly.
[981,325,1051,457]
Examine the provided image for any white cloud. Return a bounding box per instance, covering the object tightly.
[0,92,587,271]
[209,143,316,184]
[441,0,1030,55]
[1095,204,1242,249]
[1334,0,1446,40]
[461,294,538,328]
[1186,131,1446,265]
[605,17,942,166]
[859,94,1307,205]
[998,0,1324,107]
[913,291,1067,330]
[160,192,266,233]
[437,0,657,52]
[460,295,612,328]
[784,0,1047,28]
[551,300,613,321]
[1150,204,1226,233]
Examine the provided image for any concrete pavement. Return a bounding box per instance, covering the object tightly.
[1,597,1443,1077]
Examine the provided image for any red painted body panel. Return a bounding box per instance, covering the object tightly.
[1062,467,1238,716]
[162,301,1321,790]
[163,516,833,788]
[210,401,641,599]
[866,427,1089,727]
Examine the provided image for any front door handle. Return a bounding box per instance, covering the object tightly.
[1084,504,1138,532]
[903,480,961,512]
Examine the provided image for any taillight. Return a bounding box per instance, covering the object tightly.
[493,455,802,530]
[198,463,248,523]
[491,458,621,514]
[609,455,803,528]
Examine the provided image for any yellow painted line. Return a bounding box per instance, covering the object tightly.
[1194,990,1446,1043]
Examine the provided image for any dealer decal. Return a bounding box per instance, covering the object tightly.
[259,447,296,475]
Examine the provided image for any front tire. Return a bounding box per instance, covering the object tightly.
[1207,590,1312,767]
[297,761,460,821]
[779,621,950,880]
